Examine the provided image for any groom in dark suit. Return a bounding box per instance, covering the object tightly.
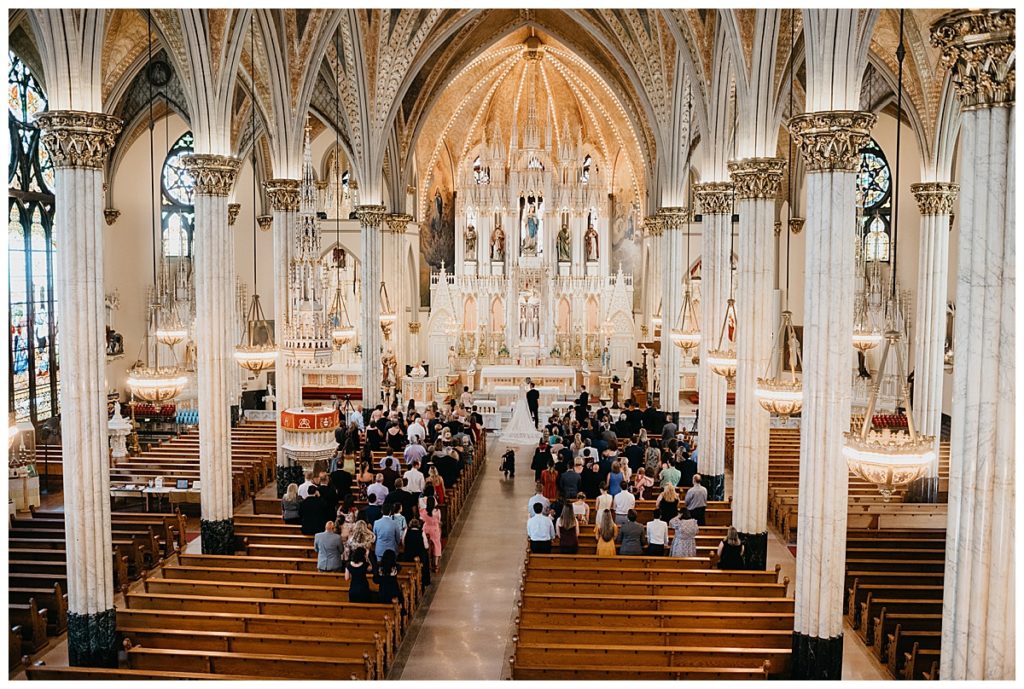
[526,382,540,428]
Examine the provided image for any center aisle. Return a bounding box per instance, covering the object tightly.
[396,440,533,680]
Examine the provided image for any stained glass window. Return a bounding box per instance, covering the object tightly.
[162,131,195,257]
[8,51,59,425]
[856,138,891,262]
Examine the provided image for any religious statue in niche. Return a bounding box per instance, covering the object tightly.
[420,186,455,307]
[601,344,611,375]
[557,221,572,262]
[519,195,543,256]
[381,345,398,388]
[465,224,477,257]
[491,225,506,262]
[584,219,599,261]
[447,345,458,373]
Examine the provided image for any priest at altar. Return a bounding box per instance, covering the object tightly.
[479,364,576,409]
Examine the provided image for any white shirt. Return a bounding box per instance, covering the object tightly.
[403,468,425,493]
[526,513,556,541]
[646,518,668,545]
[407,422,425,443]
[459,391,473,408]
[366,482,389,504]
[298,480,315,499]
[613,490,636,516]
[527,494,550,518]
[404,443,427,466]
[348,410,364,431]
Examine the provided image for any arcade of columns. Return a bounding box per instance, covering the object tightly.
[31,9,1013,679]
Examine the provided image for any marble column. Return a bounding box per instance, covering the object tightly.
[181,153,242,555]
[36,110,122,667]
[264,179,303,494]
[728,158,785,570]
[932,10,1015,680]
[657,208,685,414]
[694,182,734,501]
[357,205,388,409]
[908,182,958,502]
[386,213,413,367]
[787,109,875,678]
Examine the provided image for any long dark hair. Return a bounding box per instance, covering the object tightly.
[426,495,437,517]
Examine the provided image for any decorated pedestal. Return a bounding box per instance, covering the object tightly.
[557,261,571,276]
[280,407,340,477]
[402,376,437,410]
[598,374,612,402]
[585,260,599,276]
[463,260,477,276]
[491,261,504,276]
[108,403,132,461]
[445,373,461,395]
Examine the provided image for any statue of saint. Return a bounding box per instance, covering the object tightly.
[557,222,572,262]
[491,225,506,262]
[601,345,611,376]
[465,224,477,256]
[584,221,599,261]
[447,345,458,373]
[382,346,398,387]
[526,205,539,240]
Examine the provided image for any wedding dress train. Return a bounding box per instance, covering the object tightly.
[500,385,543,445]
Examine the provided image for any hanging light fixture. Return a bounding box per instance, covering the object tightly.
[326,26,355,349]
[755,10,803,418]
[843,10,933,499]
[671,87,701,353]
[651,298,663,331]
[128,12,188,403]
[234,13,277,374]
[379,280,396,339]
[708,85,739,384]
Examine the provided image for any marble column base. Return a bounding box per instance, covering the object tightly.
[276,465,305,497]
[67,608,117,667]
[792,631,843,680]
[905,475,940,503]
[200,518,236,555]
[739,530,768,570]
[704,473,725,502]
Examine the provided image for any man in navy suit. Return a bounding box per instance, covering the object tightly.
[526,382,540,428]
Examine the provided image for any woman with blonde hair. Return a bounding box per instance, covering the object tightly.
[656,483,680,521]
[717,526,746,570]
[426,465,445,505]
[281,483,302,524]
[633,467,654,498]
[570,433,585,457]
[594,509,618,557]
[345,519,377,568]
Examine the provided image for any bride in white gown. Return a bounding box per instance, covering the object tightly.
[500,380,543,445]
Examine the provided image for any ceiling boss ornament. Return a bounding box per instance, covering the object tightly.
[931,9,1015,111]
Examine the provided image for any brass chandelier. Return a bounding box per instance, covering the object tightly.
[842,10,933,499]
[326,30,355,350]
[128,13,187,403]
[234,14,277,374]
[670,87,701,354]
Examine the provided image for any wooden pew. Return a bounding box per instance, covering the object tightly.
[886,624,941,678]
[26,665,290,680]
[8,582,67,635]
[9,599,49,655]
[125,646,373,680]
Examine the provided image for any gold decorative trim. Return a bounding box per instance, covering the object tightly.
[911,182,960,216]
[932,10,1015,110]
[264,178,301,212]
[787,111,876,172]
[227,203,241,226]
[694,181,735,215]
[408,322,421,334]
[386,213,413,233]
[356,204,389,229]
[179,154,241,197]
[34,110,122,169]
[656,206,688,232]
[104,208,121,226]
[789,217,805,235]
[728,157,786,199]
[643,215,664,237]
[257,215,273,232]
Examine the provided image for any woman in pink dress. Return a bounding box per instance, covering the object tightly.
[419,496,443,573]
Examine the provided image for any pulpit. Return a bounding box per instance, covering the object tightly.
[280,407,340,475]
[403,376,437,411]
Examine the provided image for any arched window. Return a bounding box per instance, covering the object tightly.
[856,138,891,262]
[8,51,59,424]
[581,154,592,184]
[161,131,195,257]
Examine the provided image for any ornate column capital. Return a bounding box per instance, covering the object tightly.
[911,182,960,215]
[179,154,241,197]
[104,209,121,226]
[642,215,664,237]
[931,10,1015,110]
[227,203,241,226]
[34,110,122,170]
[385,213,413,233]
[264,178,301,212]
[256,215,273,232]
[656,206,688,231]
[728,157,786,199]
[787,111,876,172]
[693,182,735,215]
[356,204,389,229]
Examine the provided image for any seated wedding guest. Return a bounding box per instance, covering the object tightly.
[717,526,746,570]
[556,504,580,554]
[280,483,302,524]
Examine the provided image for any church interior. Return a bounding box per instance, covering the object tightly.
[4,7,1016,682]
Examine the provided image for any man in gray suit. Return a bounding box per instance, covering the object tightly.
[314,521,343,572]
